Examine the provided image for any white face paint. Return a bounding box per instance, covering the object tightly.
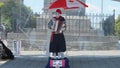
[52,12,60,18]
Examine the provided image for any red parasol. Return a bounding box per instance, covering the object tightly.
[48,0,88,10]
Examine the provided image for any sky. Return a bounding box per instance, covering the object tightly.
[24,0,120,18]
[24,0,44,14]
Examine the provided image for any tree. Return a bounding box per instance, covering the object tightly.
[2,0,18,32]
[115,14,120,39]
[1,0,36,32]
[0,2,4,25]
[103,15,115,36]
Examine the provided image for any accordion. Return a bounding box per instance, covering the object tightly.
[48,18,66,33]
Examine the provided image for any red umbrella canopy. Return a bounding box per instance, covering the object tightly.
[49,0,88,10]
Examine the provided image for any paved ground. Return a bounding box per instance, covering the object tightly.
[19,50,120,56]
[1,51,120,68]
[0,60,8,66]
[1,55,120,68]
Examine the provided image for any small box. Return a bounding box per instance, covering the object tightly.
[50,59,65,67]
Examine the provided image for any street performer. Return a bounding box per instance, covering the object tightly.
[48,9,67,58]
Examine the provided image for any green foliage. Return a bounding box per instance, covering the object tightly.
[24,14,36,28]
[103,15,114,36]
[0,2,4,8]
[115,15,120,39]
[116,15,120,23]
[1,0,37,32]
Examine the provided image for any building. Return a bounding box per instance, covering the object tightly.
[44,0,86,16]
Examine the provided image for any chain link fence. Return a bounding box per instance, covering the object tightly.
[6,13,119,56]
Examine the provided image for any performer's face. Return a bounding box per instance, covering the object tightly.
[53,12,60,17]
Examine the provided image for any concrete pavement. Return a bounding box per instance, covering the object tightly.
[0,55,120,68]
[1,50,120,68]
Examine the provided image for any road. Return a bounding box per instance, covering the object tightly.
[1,50,120,68]
[0,55,120,68]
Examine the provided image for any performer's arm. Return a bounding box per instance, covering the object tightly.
[62,21,67,32]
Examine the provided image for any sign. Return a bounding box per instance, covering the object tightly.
[50,60,65,67]
[13,40,21,56]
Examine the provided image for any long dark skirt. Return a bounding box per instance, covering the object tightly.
[49,33,66,52]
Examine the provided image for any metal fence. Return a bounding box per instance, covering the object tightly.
[37,13,115,36]
[35,13,118,50]
[7,13,119,56]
